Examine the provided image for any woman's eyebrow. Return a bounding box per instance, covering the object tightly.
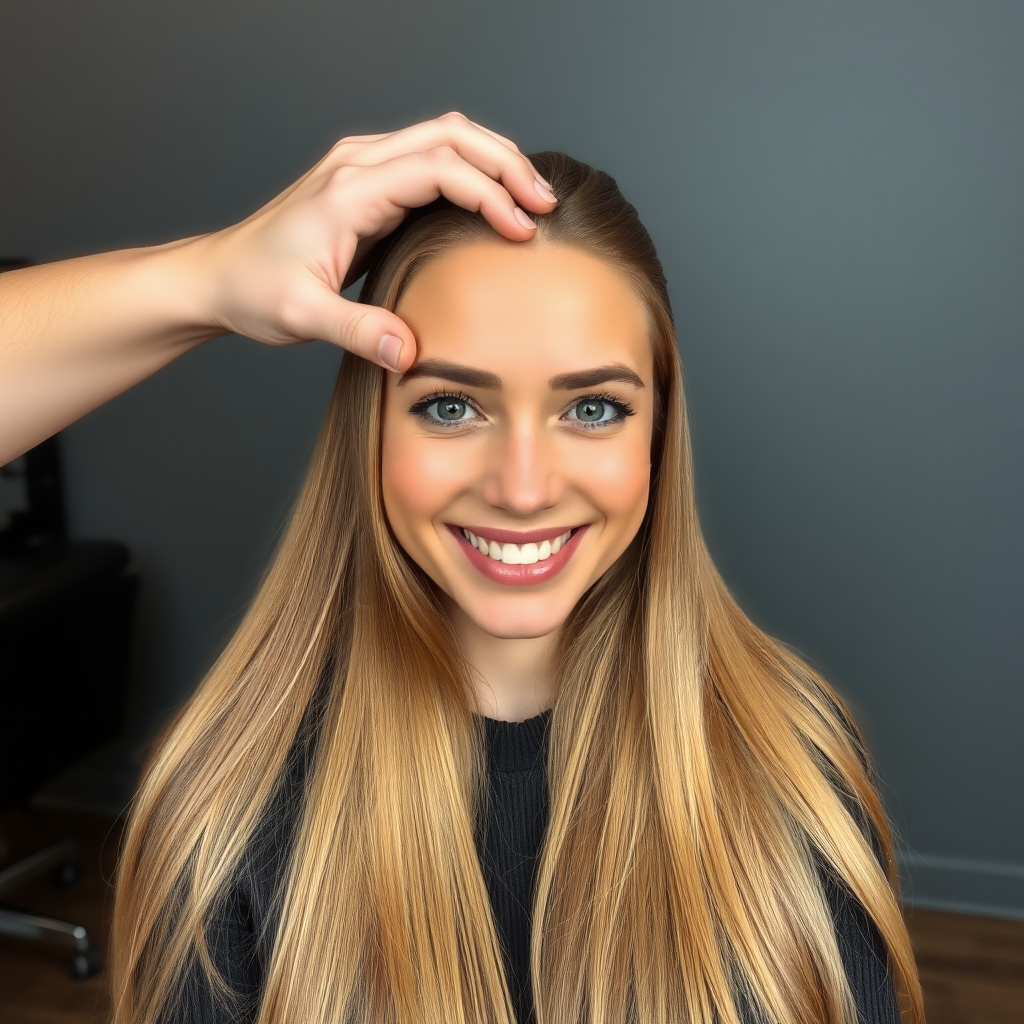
[397,359,502,389]
[548,364,645,390]
[397,359,645,391]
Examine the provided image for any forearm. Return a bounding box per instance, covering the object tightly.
[0,116,555,465]
[0,235,219,463]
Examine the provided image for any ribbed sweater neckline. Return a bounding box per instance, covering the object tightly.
[479,708,553,773]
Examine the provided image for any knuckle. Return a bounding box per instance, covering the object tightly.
[330,138,357,158]
[426,145,458,166]
[324,164,360,196]
[440,110,469,126]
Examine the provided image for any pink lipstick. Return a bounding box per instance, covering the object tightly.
[446,524,588,586]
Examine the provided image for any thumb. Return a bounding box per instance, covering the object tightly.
[307,291,416,372]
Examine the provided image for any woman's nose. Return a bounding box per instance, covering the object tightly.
[480,421,563,516]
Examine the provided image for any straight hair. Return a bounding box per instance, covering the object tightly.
[111,152,924,1024]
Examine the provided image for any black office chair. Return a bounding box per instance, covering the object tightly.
[0,437,138,978]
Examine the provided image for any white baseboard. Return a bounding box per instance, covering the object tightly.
[898,851,1024,921]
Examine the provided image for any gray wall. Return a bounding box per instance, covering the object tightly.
[2,0,1021,917]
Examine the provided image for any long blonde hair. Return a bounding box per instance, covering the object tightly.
[111,153,924,1024]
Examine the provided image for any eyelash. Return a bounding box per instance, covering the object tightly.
[408,390,636,430]
[408,390,477,429]
[567,392,636,429]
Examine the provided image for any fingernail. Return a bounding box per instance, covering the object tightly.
[534,178,557,204]
[513,206,536,230]
[534,172,554,191]
[377,333,403,371]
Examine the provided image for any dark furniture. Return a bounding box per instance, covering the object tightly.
[0,440,138,978]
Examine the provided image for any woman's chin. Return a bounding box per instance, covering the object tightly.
[458,597,574,642]
[478,620,564,641]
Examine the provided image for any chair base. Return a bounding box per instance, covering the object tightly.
[0,839,102,979]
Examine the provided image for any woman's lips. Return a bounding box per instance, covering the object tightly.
[446,524,589,587]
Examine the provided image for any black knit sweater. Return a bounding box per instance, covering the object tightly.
[175,708,899,1023]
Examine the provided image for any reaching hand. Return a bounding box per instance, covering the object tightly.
[196,112,557,372]
[0,113,556,462]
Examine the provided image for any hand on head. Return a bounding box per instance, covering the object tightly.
[198,112,558,372]
[0,113,556,464]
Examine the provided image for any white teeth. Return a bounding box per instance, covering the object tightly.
[501,543,521,564]
[462,528,574,564]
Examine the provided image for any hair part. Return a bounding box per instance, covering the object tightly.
[111,152,923,1024]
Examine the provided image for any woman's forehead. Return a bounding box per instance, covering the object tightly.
[394,240,653,383]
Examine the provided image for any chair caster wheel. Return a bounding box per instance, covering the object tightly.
[68,949,102,980]
[54,861,80,887]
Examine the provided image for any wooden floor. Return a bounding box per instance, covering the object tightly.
[0,807,123,1024]
[906,904,1024,1024]
[1,806,1023,1023]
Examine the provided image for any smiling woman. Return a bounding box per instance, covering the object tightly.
[382,242,654,675]
[111,153,925,1024]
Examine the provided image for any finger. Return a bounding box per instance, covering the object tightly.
[334,113,506,160]
[330,130,391,144]
[255,125,410,214]
[292,286,417,371]
[466,120,522,154]
[330,113,556,214]
[467,120,556,190]
[344,147,542,242]
[333,114,518,153]
[337,117,522,159]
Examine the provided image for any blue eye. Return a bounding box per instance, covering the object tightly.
[564,395,632,427]
[411,392,479,427]
[432,398,472,421]
[571,399,611,423]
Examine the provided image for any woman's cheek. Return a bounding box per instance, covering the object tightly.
[382,436,468,535]
[573,437,651,524]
